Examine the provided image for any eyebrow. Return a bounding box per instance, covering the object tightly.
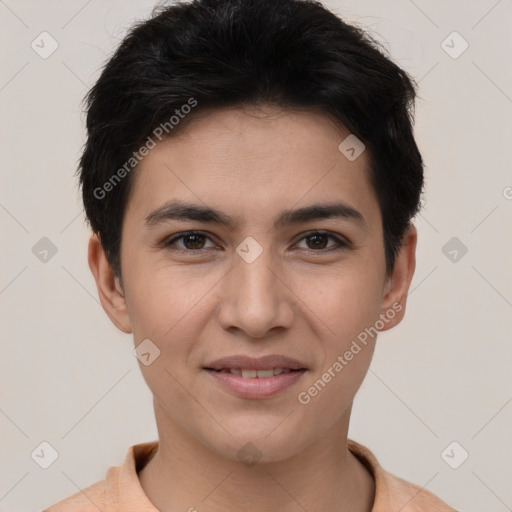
[145,199,366,230]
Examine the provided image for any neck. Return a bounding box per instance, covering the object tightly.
[138,401,375,512]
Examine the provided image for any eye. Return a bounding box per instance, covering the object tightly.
[164,231,218,252]
[295,231,348,252]
[163,230,349,254]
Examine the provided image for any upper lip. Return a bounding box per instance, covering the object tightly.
[204,355,307,371]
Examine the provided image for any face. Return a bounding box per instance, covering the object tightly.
[90,106,416,463]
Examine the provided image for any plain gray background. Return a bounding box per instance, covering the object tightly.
[0,1,511,511]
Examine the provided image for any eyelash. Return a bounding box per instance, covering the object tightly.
[163,230,350,254]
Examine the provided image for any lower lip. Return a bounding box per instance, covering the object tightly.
[204,369,306,399]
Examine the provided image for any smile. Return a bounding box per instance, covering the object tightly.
[204,367,307,399]
[203,354,308,398]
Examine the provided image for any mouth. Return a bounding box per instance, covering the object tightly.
[206,367,303,378]
[204,354,307,372]
[203,354,308,398]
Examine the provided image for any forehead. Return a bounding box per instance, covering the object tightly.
[124,106,379,228]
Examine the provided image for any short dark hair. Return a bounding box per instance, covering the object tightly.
[78,0,423,279]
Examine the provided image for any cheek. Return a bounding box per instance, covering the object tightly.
[124,256,216,340]
[125,252,384,355]
[304,264,384,340]
[297,274,381,417]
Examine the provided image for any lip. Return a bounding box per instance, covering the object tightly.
[205,368,306,399]
[203,354,308,399]
[204,354,307,371]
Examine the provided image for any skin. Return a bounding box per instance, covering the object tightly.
[88,105,417,512]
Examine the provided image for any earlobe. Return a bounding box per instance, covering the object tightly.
[379,223,417,331]
[88,233,133,334]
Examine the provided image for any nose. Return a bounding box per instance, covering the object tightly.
[216,244,295,339]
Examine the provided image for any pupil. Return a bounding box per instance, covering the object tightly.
[186,235,203,249]
[309,234,327,249]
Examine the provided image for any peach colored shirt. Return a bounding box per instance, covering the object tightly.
[43,439,457,511]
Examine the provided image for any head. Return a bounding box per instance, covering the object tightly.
[85,0,422,463]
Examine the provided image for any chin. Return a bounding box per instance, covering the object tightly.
[205,419,308,465]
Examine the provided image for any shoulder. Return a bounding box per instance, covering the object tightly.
[347,439,459,512]
[42,476,109,512]
[41,442,158,512]
[377,470,458,512]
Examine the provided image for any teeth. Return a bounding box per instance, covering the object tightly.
[224,368,289,378]
[256,369,274,378]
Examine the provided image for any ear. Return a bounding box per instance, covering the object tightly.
[88,233,132,334]
[379,223,417,331]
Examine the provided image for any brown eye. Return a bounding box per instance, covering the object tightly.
[296,231,348,252]
[164,231,216,252]
[181,234,206,250]
[306,233,329,249]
